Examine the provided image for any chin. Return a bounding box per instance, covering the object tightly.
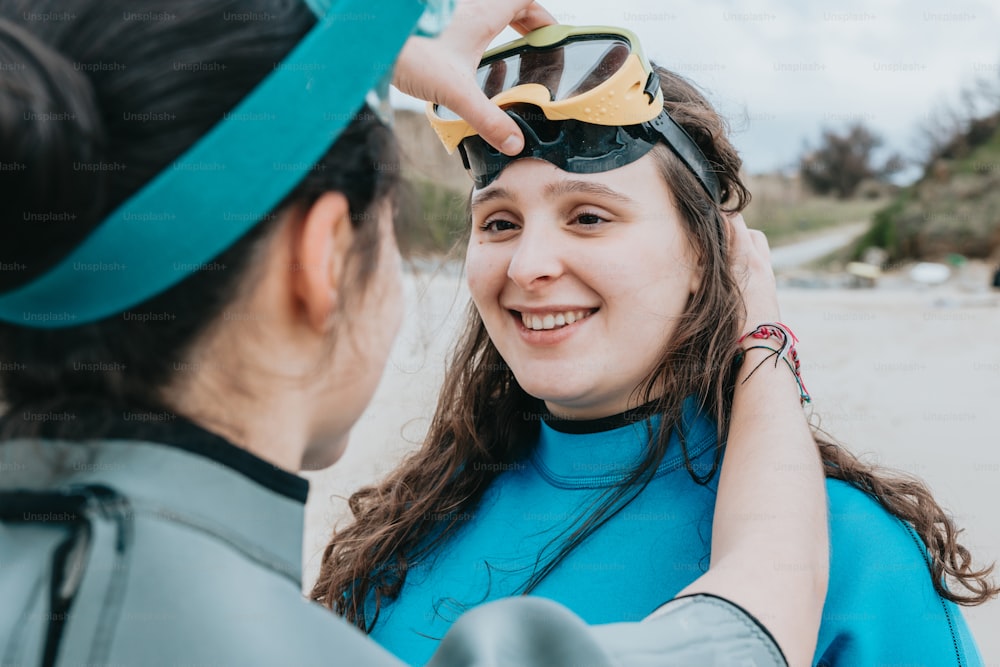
[517,379,589,409]
[300,433,349,471]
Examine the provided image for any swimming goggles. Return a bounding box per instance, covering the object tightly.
[426,25,721,202]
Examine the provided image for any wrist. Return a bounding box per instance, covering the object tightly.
[736,323,811,405]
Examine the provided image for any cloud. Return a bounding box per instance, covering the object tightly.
[394,0,1000,176]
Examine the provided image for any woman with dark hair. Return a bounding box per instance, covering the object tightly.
[0,2,832,666]
[314,26,996,667]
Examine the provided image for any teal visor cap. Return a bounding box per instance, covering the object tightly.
[0,0,452,328]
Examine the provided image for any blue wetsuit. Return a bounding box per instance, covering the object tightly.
[369,401,984,666]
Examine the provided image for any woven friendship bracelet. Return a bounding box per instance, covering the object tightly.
[737,322,811,405]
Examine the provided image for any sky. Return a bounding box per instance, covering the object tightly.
[392,0,1000,179]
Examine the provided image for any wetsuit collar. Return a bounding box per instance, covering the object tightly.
[532,396,717,489]
[0,405,308,503]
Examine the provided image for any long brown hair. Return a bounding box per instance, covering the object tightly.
[311,67,997,630]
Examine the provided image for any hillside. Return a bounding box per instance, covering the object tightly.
[742,172,891,245]
[854,112,1000,262]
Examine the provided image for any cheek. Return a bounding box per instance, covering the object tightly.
[464,245,503,307]
[608,251,695,328]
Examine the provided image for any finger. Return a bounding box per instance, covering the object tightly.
[462,0,556,40]
[748,230,775,275]
[724,211,749,252]
[510,2,558,34]
[728,211,749,232]
[733,217,759,255]
[748,229,771,257]
[440,87,524,155]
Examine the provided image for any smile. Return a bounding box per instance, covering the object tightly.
[513,308,598,331]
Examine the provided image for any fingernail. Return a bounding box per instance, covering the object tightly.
[500,134,523,155]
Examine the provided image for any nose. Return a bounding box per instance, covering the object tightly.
[506,220,565,290]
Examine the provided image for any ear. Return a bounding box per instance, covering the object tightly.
[688,258,702,295]
[291,192,354,333]
[685,238,703,295]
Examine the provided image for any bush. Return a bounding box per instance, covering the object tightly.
[853,195,905,261]
[799,123,903,199]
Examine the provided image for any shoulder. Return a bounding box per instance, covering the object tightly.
[823,478,936,587]
[115,515,403,664]
[818,479,983,666]
[824,478,922,543]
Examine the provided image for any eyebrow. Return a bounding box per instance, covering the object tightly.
[470,180,636,210]
[543,180,636,205]
[470,186,515,210]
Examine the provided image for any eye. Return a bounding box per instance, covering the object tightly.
[573,211,608,227]
[479,217,519,233]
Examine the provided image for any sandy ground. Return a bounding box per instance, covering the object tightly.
[303,255,1000,662]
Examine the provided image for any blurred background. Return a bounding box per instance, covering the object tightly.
[306,0,1000,661]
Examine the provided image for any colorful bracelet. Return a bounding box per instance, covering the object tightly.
[737,322,811,405]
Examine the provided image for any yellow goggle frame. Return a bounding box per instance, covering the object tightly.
[427,25,664,154]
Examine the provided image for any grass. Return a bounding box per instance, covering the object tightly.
[743,195,891,246]
[955,128,1000,176]
[844,190,910,261]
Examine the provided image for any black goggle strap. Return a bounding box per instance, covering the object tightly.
[643,69,660,103]
[460,106,721,203]
[647,110,722,204]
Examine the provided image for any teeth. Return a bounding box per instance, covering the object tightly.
[520,309,593,331]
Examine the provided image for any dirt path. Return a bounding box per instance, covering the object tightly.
[768,221,869,271]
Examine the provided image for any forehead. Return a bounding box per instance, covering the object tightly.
[471,154,670,209]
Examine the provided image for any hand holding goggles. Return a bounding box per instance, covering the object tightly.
[426,25,721,202]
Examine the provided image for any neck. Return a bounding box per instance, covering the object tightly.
[171,382,309,473]
[164,338,313,474]
[543,393,662,423]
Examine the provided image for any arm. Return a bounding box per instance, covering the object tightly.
[672,212,828,667]
[392,0,556,155]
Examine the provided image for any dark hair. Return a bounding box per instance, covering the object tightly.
[313,65,997,630]
[0,0,399,424]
